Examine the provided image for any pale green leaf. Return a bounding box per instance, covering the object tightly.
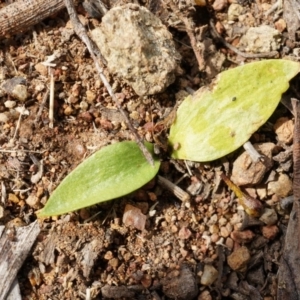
[37,141,160,217]
[169,59,300,161]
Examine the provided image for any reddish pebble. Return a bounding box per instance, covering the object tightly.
[227,246,250,271]
[212,0,228,11]
[100,118,113,130]
[141,274,152,288]
[79,111,93,123]
[123,204,146,231]
[178,226,192,240]
[261,225,279,240]
[231,230,255,244]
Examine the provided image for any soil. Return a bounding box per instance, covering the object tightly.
[0,0,299,299]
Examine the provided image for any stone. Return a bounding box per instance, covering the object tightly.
[230,230,255,244]
[123,204,146,231]
[200,265,218,285]
[227,246,250,271]
[4,100,16,108]
[261,225,279,240]
[231,143,275,185]
[238,25,281,53]
[274,117,293,144]
[2,77,28,101]
[259,208,278,225]
[91,4,181,96]
[227,4,243,21]
[212,0,228,11]
[267,173,292,198]
[162,265,198,300]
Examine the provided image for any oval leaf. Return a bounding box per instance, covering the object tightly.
[169,59,300,161]
[37,141,160,217]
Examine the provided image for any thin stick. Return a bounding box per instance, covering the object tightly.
[12,106,25,142]
[0,149,46,153]
[49,72,54,128]
[64,0,154,166]
[209,19,278,59]
[34,88,49,125]
[243,141,262,162]
[277,98,300,298]
[164,0,205,71]
[158,175,190,202]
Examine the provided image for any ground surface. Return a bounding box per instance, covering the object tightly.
[0,0,299,299]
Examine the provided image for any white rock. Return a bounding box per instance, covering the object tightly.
[0,113,8,123]
[238,25,281,53]
[4,100,16,108]
[200,265,218,285]
[227,4,243,21]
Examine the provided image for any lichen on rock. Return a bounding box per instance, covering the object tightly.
[91,3,181,96]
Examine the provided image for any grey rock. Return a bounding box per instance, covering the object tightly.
[91,4,181,96]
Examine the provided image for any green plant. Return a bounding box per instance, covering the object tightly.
[37,59,300,217]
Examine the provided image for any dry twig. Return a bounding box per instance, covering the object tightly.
[0,0,65,37]
[209,19,278,59]
[158,175,191,202]
[277,98,300,299]
[64,0,154,165]
[164,0,206,71]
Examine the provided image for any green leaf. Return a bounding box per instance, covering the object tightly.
[169,59,300,162]
[37,141,160,217]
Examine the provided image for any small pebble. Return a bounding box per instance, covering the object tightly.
[267,173,292,198]
[108,258,119,269]
[274,18,287,33]
[104,251,113,260]
[231,143,274,185]
[200,265,218,286]
[274,117,293,144]
[64,106,73,116]
[218,217,227,226]
[86,90,96,103]
[4,100,16,108]
[209,224,219,234]
[238,25,281,53]
[0,113,8,123]
[198,290,212,300]
[178,226,192,240]
[8,193,20,203]
[225,237,234,249]
[259,208,278,225]
[212,0,227,11]
[231,230,255,244]
[25,194,40,208]
[162,265,198,300]
[220,226,229,238]
[171,225,178,233]
[0,206,4,219]
[36,186,44,198]
[35,63,48,76]
[141,273,152,288]
[211,233,219,243]
[123,204,146,231]
[79,100,89,111]
[79,208,90,220]
[227,3,243,21]
[227,246,250,272]
[2,77,28,101]
[261,225,279,240]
